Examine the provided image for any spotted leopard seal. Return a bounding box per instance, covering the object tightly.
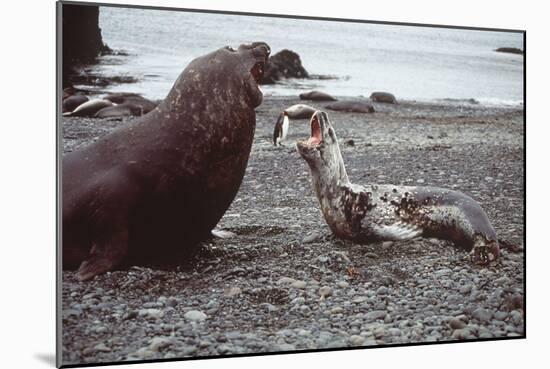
[296,111,500,263]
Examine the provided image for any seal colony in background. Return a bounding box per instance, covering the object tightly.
[297,111,500,263]
[63,42,270,280]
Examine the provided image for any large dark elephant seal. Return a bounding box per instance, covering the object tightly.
[296,111,500,264]
[63,42,270,280]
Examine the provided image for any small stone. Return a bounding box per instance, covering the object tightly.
[276,277,296,285]
[290,297,305,305]
[337,281,350,288]
[472,308,492,323]
[277,343,296,351]
[302,233,320,243]
[382,241,393,249]
[149,337,172,352]
[510,310,523,325]
[416,178,425,183]
[331,307,344,314]
[349,335,364,346]
[93,325,108,334]
[365,310,387,322]
[388,328,402,336]
[494,311,509,321]
[319,286,333,298]
[290,296,306,305]
[376,286,388,295]
[223,287,242,297]
[290,280,307,289]
[459,284,473,294]
[345,139,355,147]
[130,347,154,359]
[317,256,330,263]
[139,308,164,320]
[166,297,178,307]
[352,296,368,304]
[93,343,111,353]
[260,303,278,312]
[184,310,207,322]
[451,328,473,340]
[217,344,232,354]
[449,317,467,330]
[124,310,138,320]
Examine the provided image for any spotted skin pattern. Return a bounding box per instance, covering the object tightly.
[296,111,499,264]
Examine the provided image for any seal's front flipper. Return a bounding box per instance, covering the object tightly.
[371,221,422,241]
[76,230,129,281]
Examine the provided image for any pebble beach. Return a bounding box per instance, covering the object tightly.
[60,96,524,365]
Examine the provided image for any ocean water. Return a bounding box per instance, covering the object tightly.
[90,6,524,106]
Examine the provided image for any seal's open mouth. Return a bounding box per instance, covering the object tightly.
[251,61,265,83]
[306,113,323,146]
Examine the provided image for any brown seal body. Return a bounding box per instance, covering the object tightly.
[299,90,337,101]
[296,111,500,264]
[325,101,375,113]
[63,42,270,280]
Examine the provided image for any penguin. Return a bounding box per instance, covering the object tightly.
[273,111,289,146]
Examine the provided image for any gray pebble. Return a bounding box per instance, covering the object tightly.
[291,280,307,289]
[184,310,207,322]
[449,317,467,330]
[365,310,387,322]
[472,308,492,323]
[319,286,333,298]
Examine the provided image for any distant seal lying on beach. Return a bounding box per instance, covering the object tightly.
[299,90,337,101]
[296,111,500,263]
[370,92,397,104]
[63,42,270,280]
[62,95,89,113]
[103,93,157,114]
[284,104,317,119]
[65,98,113,117]
[325,101,375,113]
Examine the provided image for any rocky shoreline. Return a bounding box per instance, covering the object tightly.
[61,96,524,365]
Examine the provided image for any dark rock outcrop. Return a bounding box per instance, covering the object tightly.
[62,4,110,87]
[261,49,309,84]
[370,92,397,104]
[495,47,523,55]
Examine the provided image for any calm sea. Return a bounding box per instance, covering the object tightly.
[88,6,524,106]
